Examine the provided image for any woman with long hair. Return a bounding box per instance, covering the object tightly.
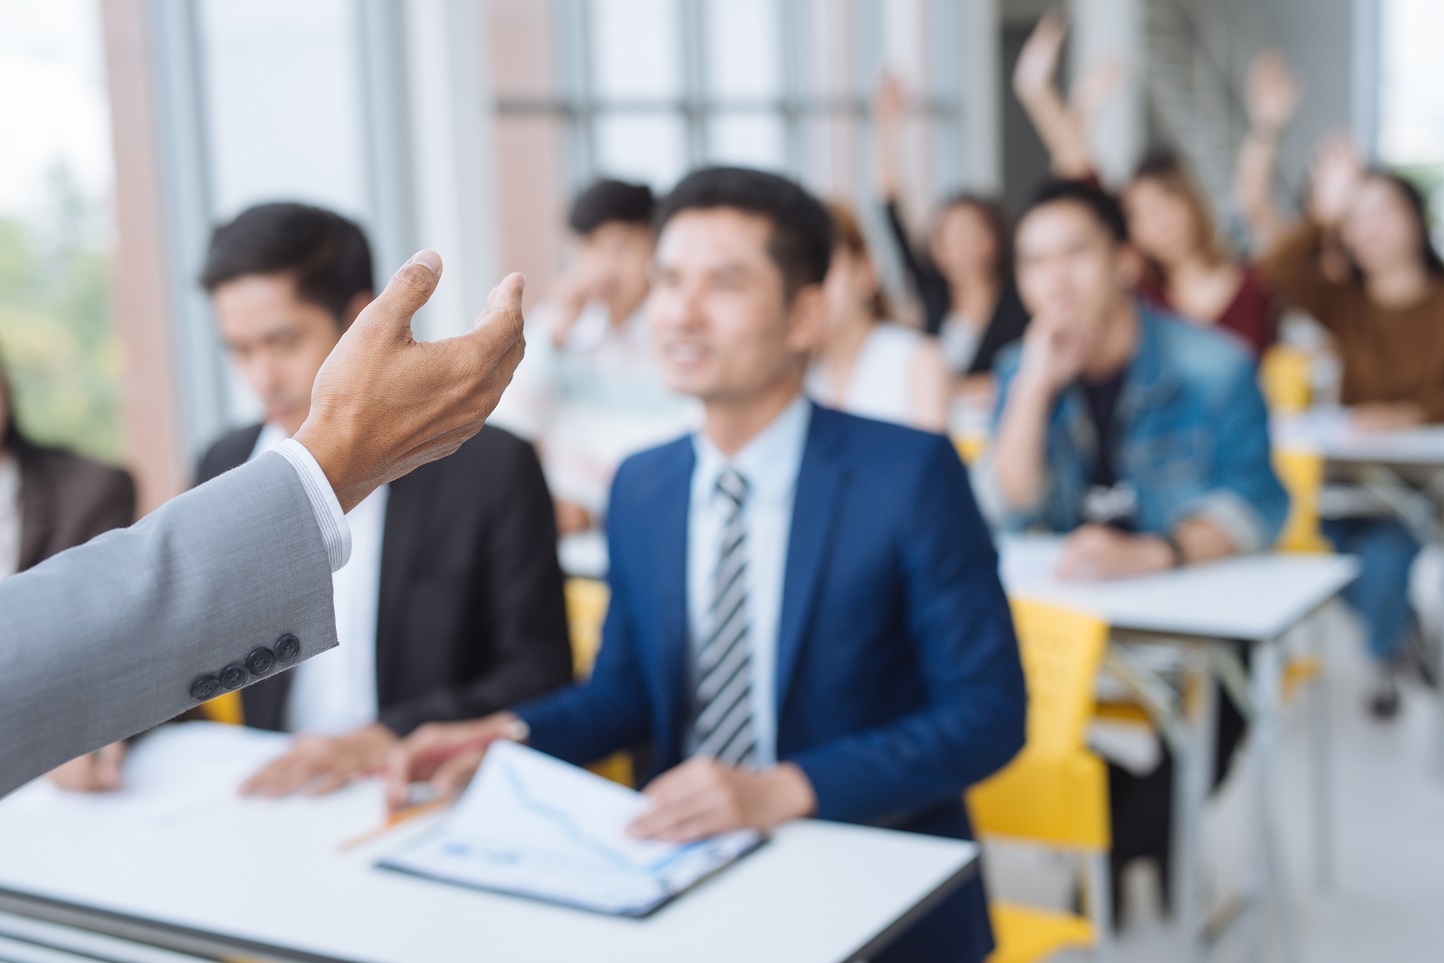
[874,75,1029,395]
[1257,132,1444,717]
[806,201,950,432]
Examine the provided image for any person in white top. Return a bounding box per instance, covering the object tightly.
[806,201,949,433]
[489,180,701,534]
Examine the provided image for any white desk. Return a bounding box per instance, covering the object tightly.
[1001,535,1359,643]
[1001,536,1357,963]
[0,727,976,963]
[1276,409,1444,780]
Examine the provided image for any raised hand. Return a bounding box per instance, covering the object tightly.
[1013,10,1067,105]
[1308,133,1365,228]
[1246,51,1303,135]
[293,253,526,513]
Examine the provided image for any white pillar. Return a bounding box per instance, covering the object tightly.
[402,0,503,341]
[1069,0,1144,186]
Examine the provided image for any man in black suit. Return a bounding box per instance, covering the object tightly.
[50,203,571,795]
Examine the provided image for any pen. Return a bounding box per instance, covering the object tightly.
[338,796,450,853]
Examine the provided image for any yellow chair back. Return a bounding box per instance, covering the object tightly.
[1260,345,1311,414]
[564,577,633,787]
[953,434,987,466]
[1273,448,1332,555]
[565,577,611,678]
[199,691,244,726]
[968,599,1110,851]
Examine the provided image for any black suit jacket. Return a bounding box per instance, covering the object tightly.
[196,424,572,736]
[15,443,136,572]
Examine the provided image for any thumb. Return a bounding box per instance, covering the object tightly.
[364,250,444,336]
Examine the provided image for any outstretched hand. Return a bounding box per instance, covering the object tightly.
[293,252,526,512]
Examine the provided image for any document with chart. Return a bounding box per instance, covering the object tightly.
[377,742,764,916]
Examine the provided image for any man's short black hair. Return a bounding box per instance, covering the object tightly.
[568,179,656,235]
[199,202,374,324]
[654,166,834,298]
[1020,179,1130,244]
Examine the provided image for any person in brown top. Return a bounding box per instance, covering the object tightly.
[1259,134,1444,718]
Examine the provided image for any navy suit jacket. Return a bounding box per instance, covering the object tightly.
[516,404,1026,962]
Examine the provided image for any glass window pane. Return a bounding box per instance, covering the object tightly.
[591,0,681,102]
[0,0,121,461]
[705,0,781,102]
[200,0,368,217]
[595,112,688,189]
[706,112,787,170]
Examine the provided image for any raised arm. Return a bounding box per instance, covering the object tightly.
[1012,12,1113,180]
[1236,51,1303,252]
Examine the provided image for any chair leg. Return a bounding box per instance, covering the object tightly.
[1083,851,1114,963]
[1309,655,1336,890]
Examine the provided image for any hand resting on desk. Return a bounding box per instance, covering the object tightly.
[384,715,818,843]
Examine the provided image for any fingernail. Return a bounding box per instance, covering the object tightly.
[408,250,443,275]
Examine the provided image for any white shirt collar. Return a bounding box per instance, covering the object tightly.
[691,393,812,508]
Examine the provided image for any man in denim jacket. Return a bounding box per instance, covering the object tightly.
[976,179,1289,922]
[978,179,1288,575]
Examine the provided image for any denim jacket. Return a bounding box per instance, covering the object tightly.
[976,304,1289,552]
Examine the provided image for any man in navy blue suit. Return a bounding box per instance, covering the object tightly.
[385,167,1026,962]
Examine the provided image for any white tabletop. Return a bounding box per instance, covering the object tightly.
[1274,409,1444,467]
[999,535,1359,642]
[0,727,976,963]
[560,530,610,580]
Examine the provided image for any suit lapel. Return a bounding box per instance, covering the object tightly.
[774,407,849,716]
[646,442,695,767]
[375,470,431,706]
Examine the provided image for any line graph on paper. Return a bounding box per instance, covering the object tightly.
[378,742,762,915]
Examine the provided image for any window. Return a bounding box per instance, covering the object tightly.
[1379,0,1444,233]
[0,0,121,461]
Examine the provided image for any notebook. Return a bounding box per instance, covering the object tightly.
[377,741,764,917]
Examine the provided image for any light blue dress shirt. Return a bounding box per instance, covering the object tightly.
[685,393,812,768]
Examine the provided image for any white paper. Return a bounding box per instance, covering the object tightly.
[2,722,290,827]
[378,742,762,916]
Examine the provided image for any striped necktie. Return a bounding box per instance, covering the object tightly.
[693,466,758,767]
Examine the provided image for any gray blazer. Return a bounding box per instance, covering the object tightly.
[0,453,338,797]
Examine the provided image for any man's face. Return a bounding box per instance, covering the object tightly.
[574,221,654,310]
[647,208,822,405]
[1015,200,1131,355]
[212,274,354,436]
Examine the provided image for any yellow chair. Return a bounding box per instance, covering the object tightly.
[565,577,634,787]
[954,434,987,466]
[198,691,244,726]
[969,599,1112,963]
[1273,448,1333,557]
[1259,345,1312,414]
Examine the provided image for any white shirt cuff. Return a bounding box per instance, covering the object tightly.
[274,438,352,572]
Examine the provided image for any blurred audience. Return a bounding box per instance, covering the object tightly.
[874,75,1029,398]
[0,351,135,582]
[1014,14,1281,357]
[49,203,572,794]
[806,201,949,431]
[385,167,1025,963]
[489,179,700,534]
[979,178,1288,920]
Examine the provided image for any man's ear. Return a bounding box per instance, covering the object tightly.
[784,284,828,357]
[341,290,374,331]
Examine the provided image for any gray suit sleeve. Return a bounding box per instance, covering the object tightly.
[0,452,338,797]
